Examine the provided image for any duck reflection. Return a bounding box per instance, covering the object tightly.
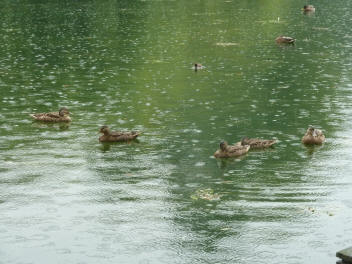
[31,121,70,131]
[215,154,248,169]
[304,144,323,156]
[99,139,141,152]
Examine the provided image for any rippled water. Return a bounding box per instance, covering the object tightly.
[1,0,352,263]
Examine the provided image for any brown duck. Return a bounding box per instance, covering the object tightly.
[303,5,315,12]
[30,107,71,122]
[214,141,250,158]
[241,137,276,149]
[301,126,325,145]
[194,63,203,71]
[99,125,141,142]
[275,36,295,44]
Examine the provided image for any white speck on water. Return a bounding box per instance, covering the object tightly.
[195,162,205,167]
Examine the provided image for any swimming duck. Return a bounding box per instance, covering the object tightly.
[214,141,250,158]
[30,107,71,122]
[241,137,276,149]
[301,126,325,145]
[99,125,141,142]
[303,5,315,12]
[275,36,295,44]
[194,63,203,71]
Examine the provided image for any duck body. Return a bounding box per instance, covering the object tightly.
[30,107,71,122]
[214,141,250,158]
[194,63,203,71]
[99,126,141,142]
[302,126,325,145]
[276,36,295,44]
[241,137,276,149]
[303,5,315,12]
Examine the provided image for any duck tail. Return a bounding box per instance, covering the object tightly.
[132,131,142,138]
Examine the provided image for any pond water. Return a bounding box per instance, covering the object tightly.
[1,0,352,263]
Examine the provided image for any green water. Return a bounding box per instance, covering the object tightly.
[1,0,352,263]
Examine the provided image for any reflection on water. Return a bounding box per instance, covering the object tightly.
[1,0,352,263]
[31,121,71,131]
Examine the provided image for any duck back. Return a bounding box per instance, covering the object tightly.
[214,143,250,158]
[242,138,276,149]
[30,112,71,122]
[99,131,141,142]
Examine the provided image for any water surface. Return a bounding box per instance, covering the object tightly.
[1,0,352,263]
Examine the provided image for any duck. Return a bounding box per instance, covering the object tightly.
[214,141,250,158]
[194,63,203,71]
[303,5,315,12]
[240,137,276,149]
[302,126,325,145]
[275,36,295,44]
[99,125,141,142]
[30,107,71,122]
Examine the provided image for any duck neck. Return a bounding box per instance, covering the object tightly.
[220,142,227,151]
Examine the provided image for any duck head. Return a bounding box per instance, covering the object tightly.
[59,107,70,117]
[220,141,228,151]
[241,137,249,145]
[99,125,111,135]
[307,126,315,135]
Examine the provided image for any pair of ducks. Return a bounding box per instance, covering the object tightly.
[30,108,141,142]
[214,137,276,158]
[275,5,315,45]
[214,126,325,158]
